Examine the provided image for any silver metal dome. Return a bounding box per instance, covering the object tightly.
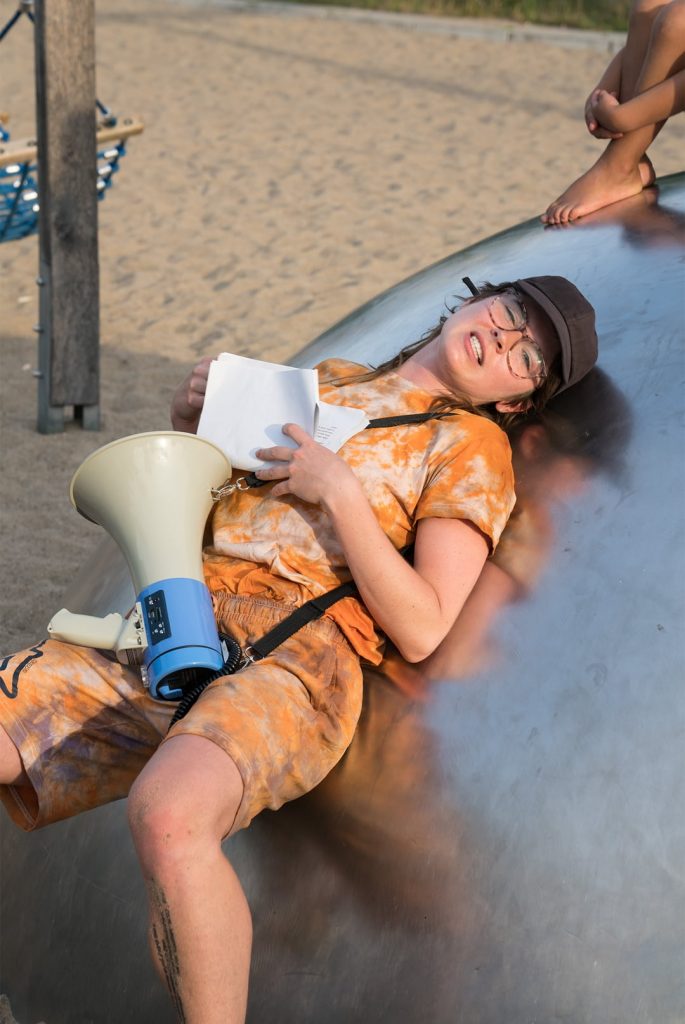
[2,175,684,1023]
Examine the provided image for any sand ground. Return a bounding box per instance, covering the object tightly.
[5,0,684,655]
[2,1,684,655]
[0,2,683,1019]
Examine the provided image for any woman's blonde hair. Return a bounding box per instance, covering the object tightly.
[327,281,562,432]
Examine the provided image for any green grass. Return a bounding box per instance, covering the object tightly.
[283,0,630,31]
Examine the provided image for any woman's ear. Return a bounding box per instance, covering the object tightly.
[495,396,533,414]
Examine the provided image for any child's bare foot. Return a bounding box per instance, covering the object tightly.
[639,154,656,187]
[542,153,649,224]
[546,185,659,232]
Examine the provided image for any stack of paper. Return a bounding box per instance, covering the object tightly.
[197,353,368,471]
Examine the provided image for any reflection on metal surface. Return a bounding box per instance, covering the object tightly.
[2,176,684,1024]
[398,367,634,688]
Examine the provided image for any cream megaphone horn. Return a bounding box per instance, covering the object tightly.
[47,431,232,702]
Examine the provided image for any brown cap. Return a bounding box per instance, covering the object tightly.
[515,276,598,395]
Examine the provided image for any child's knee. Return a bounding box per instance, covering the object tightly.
[653,0,685,44]
[630,0,668,24]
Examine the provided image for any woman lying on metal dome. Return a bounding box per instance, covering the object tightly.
[0,274,597,1024]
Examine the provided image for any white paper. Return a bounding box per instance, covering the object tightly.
[198,353,318,471]
[315,401,369,449]
[197,354,368,471]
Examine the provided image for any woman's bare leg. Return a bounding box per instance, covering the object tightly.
[128,734,252,1024]
[0,723,27,785]
[543,0,684,223]
[1,721,252,1022]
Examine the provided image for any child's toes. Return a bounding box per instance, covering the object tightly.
[542,201,561,223]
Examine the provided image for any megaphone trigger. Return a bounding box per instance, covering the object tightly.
[48,608,126,649]
[47,603,147,660]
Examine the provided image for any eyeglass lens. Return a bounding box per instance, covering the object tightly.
[489,294,527,331]
[507,341,545,381]
[489,294,545,381]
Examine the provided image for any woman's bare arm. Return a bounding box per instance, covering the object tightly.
[333,506,489,664]
[257,424,489,662]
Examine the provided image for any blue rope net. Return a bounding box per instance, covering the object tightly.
[0,4,139,244]
[0,121,131,244]
[0,123,38,242]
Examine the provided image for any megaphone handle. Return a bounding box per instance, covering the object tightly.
[47,609,125,650]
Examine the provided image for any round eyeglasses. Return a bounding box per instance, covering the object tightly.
[486,292,547,384]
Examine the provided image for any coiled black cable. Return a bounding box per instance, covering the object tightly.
[168,633,243,730]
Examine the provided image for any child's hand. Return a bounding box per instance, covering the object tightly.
[255,423,360,508]
[171,356,213,432]
[591,89,624,135]
[585,88,623,138]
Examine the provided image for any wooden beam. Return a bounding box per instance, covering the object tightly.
[34,0,100,432]
[0,117,144,169]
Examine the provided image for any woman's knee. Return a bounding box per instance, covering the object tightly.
[127,739,244,870]
[127,783,183,870]
[128,778,240,872]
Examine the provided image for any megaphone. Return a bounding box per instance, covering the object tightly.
[47,431,233,701]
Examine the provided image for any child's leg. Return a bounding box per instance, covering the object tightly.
[543,0,681,223]
[625,0,685,100]
[618,0,673,99]
[585,48,624,136]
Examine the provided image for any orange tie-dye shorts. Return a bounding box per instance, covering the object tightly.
[0,593,363,833]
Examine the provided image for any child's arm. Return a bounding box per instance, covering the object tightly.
[585,47,625,137]
[591,72,685,134]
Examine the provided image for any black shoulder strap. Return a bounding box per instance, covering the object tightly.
[243,410,453,489]
[247,580,359,661]
[247,542,415,662]
[366,411,454,428]
[236,415,440,660]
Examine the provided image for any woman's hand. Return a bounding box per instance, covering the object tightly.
[255,423,361,507]
[171,356,213,433]
[585,88,623,139]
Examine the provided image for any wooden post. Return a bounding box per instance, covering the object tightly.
[34,0,100,432]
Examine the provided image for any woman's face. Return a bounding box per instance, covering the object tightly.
[434,295,561,410]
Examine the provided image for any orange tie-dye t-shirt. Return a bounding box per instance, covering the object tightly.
[203,359,515,663]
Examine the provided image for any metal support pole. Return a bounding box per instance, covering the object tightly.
[34,0,100,432]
